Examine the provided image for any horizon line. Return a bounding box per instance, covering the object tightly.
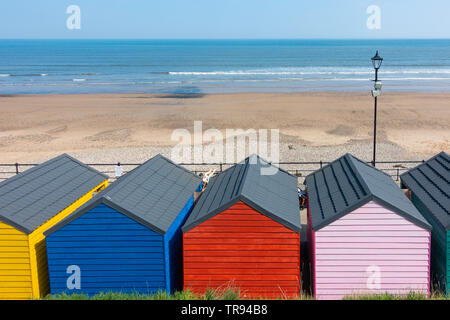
[1,38,450,41]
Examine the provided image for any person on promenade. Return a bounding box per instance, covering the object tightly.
[115,162,123,179]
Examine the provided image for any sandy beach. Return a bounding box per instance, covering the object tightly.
[0,92,448,164]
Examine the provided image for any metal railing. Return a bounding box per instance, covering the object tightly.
[0,159,424,184]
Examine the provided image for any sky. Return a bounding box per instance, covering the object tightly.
[0,0,449,39]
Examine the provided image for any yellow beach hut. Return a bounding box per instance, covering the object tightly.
[0,154,108,299]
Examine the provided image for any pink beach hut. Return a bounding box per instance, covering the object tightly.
[305,154,431,300]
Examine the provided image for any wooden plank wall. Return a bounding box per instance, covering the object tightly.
[29,179,108,298]
[183,201,300,299]
[0,221,33,300]
[411,193,447,294]
[46,204,166,295]
[314,201,430,300]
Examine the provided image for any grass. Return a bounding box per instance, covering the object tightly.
[201,282,241,300]
[44,286,448,300]
[44,287,240,300]
[45,290,449,300]
[343,291,448,300]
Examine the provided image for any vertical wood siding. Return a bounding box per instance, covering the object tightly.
[314,201,430,300]
[46,204,166,295]
[0,221,32,300]
[183,201,300,299]
[411,193,447,294]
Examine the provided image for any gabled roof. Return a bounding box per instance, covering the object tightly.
[45,154,201,236]
[182,154,301,233]
[400,152,449,230]
[0,154,108,234]
[305,153,431,231]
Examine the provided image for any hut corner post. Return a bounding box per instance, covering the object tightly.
[164,193,197,294]
[306,195,316,298]
[29,179,108,298]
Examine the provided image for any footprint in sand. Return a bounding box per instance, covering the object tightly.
[46,125,68,134]
[85,128,131,142]
[326,125,355,136]
[0,134,55,147]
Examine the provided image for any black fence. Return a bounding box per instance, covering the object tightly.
[0,160,424,184]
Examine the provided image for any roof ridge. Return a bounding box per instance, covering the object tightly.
[235,157,251,196]
[305,153,346,181]
[238,154,291,196]
[407,170,449,216]
[9,169,93,221]
[401,151,449,178]
[347,153,391,178]
[61,154,108,179]
[0,154,107,191]
[418,164,449,197]
[45,154,201,236]
[100,154,161,197]
[0,154,108,234]
[306,153,431,231]
[430,151,449,163]
[182,153,301,233]
[0,155,68,202]
[330,162,349,207]
[157,154,201,179]
[103,154,201,199]
[21,172,97,224]
[250,154,295,177]
[0,154,64,189]
[399,151,449,230]
[343,154,371,196]
[200,166,238,220]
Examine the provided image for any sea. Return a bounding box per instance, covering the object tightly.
[1,39,450,94]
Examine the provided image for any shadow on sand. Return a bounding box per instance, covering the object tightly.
[156,86,206,99]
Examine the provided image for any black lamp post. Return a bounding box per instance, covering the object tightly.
[371,51,383,167]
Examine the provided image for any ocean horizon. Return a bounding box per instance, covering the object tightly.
[1,39,450,94]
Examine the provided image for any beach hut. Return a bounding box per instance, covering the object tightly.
[305,153,432,300]
[400,152,449,295]
[0,154,108,299]
[44,154,202,296]
[182,155,301,299]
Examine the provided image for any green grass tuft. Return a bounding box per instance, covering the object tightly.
[344,290,448,300]
[44,287,447,300]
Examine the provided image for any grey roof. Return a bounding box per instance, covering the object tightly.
[305,153,432,231]
[182,154,301,233]
[0,154,108,234]
[400,152,449,230]
[45,154,202,236]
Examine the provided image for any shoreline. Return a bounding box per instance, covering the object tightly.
[2,88,450,97]
[0,92,448,164]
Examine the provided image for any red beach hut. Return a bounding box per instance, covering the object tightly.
[182,155,301,299]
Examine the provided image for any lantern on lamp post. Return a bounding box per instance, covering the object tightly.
[371,51,383,167]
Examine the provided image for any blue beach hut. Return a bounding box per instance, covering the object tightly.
[44,154,202,295]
